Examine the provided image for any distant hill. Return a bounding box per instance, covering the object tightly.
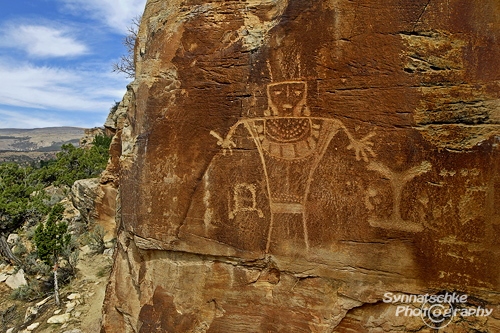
[0,127,85,163]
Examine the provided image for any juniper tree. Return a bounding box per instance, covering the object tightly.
[0,163,48,265]
[33,203,70,306]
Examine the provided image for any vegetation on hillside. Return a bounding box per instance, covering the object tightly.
[0,134,111,301]
[36,135,112,186]
[0,135,111,237]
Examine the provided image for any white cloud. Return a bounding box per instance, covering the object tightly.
[59,0,147,34]
[0,58,127,113]
[0,109,65,129]
[0,24,88,58]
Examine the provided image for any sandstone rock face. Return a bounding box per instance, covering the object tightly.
[93,183,118,242]
[102,0,500,332]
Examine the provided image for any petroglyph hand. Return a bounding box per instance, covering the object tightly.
[210,130,236,155]
[347,132,376,162]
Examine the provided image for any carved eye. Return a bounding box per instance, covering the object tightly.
[294,90,302,96]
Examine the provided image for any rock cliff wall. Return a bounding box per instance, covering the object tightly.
[102,0,500,331]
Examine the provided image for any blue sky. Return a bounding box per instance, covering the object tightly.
[0,0,147,129]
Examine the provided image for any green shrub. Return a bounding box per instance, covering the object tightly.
[21,252,51,276]
[11,280,43,301]
[97,260,113,278]
[11,240,27,257]
[85,225,106,254]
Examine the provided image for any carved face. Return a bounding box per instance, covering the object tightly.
[267,81,307,116]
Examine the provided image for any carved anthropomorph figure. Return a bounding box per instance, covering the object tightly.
[211,80,376,253]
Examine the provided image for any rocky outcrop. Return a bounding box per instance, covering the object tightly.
[71,178,117,242]
[102,0,500,332]
[96,86,136,242]
[79,127,105,148]
[71,179,100,225]
[77,127,118,240]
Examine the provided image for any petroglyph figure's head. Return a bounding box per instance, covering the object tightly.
[266,81,310,117]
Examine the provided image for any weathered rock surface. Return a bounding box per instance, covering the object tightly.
[70,178,117,242]
[102,0,500,332]
[71,178,100,225]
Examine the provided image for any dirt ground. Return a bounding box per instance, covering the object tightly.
[0,250,112,333]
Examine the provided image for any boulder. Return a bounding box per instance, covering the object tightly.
[60,197,83,232]
[6,234,18,245]
[47,313,71,324]
[0,273,9,282]
[101,0,500,332]
[79,245,91,255]
[5,269,27,290]
[26,322,40,331]
[71,178,117,240]
[67,293,81,300]
[65,301,77,312]
[93,183,117,242]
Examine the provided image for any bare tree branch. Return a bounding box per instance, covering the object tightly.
[112,16,141,78]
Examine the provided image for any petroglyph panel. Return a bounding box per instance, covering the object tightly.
[103,1,500,331]
[175,79,500,263]
[190,80,378,253]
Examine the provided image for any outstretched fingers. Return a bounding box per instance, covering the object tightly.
[347,132,377,162]
[210,130,236,155]
[360,132,376,143]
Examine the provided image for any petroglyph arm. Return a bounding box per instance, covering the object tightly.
[210,120,248,155]
[403,161,432,182]
[367,160,432,181]
[329,119,376,162]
